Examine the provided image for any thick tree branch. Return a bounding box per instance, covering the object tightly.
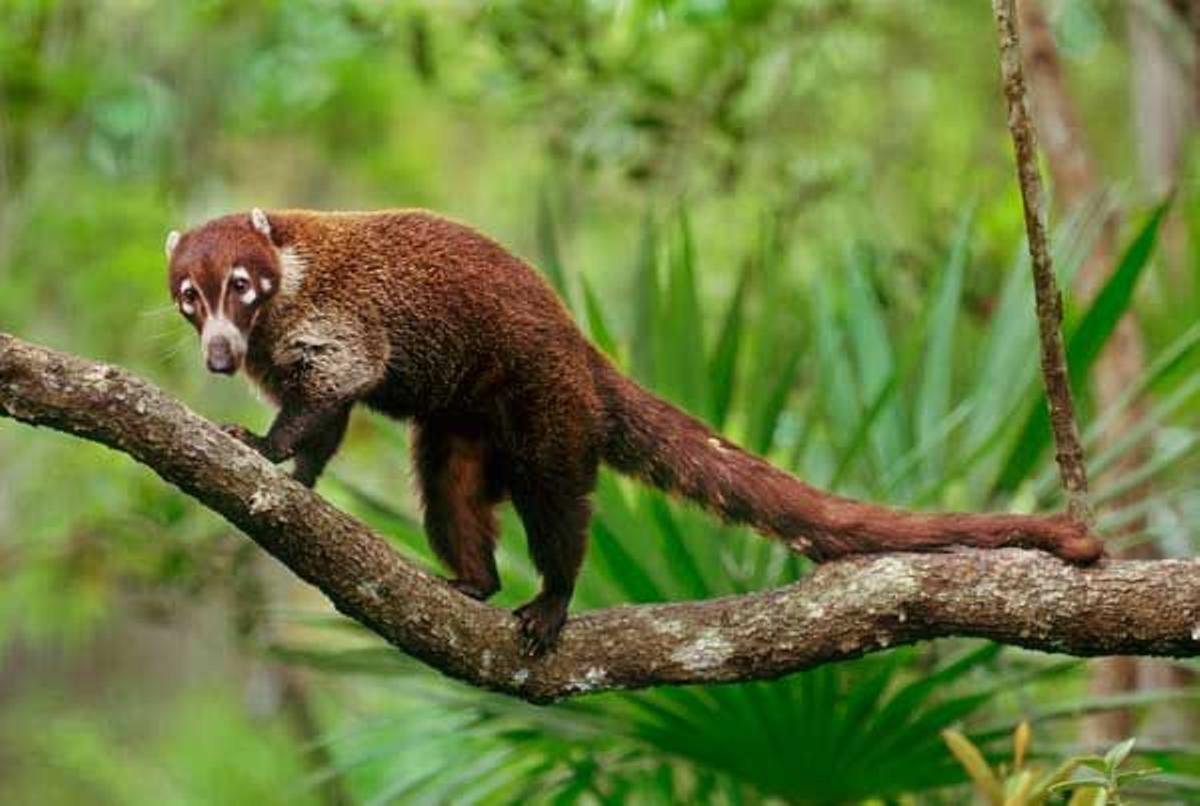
[1,333,1197,703]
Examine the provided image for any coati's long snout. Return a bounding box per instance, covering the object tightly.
[201,317,246,374]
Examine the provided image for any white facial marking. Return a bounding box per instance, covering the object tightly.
[179,278,197,315]
[278,246,308,297]
[201,316,247,361]
[260,277,273,293]
[250,207,271,238]
[165,229,181,258]
[231,266,257,304]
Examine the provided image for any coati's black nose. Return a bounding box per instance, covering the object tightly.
[206,338,238,374]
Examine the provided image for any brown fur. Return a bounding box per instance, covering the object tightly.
[167,209,1104,654]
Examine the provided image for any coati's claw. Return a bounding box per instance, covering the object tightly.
[514,594,569,657]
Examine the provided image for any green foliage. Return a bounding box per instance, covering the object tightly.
[1048,738,1163,805]
[945,721,1169,806]
[995,201,1171,492]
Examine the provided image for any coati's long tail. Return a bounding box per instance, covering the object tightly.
[590,353,1103,564]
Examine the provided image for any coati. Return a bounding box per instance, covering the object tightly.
[166,208,1104,654]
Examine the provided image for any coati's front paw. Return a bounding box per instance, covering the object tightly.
[220,424,272,457]
[1040,514,1105,565]
[514,593,569,657]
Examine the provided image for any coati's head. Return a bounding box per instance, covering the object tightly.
[166,208,282,375]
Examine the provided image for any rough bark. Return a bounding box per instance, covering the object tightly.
[992,0,1092,523]
[1,333,1197,703]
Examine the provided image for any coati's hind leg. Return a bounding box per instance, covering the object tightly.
[413,423,504,601]
[510,471,595,656]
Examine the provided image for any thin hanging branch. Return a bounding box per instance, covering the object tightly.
[992,0,1092,523]
[1,333,1197,704]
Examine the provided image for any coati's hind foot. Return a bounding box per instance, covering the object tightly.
[448,577,500,601]
[514,592,570,657]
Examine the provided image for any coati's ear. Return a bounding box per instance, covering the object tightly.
[250,208,272,239]
[164,230,181,259]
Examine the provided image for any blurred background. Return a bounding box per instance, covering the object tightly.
[1,1,1198,803]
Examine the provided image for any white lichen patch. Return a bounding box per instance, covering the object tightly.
[670,628,734,671]
[565,666,611,694]
[1192,623,1200,642]
[859,556,922,599]
[83,364,116,389]
[511,668,530,686]
[652,618,688,639]
[480,650,493,673]
[249,487,280,515]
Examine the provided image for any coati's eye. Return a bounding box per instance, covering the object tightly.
[231,276,250,295]
[181,287,198,304]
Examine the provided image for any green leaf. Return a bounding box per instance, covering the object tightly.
[661,207,708,413]
[748,346,803,456]
[536,184,569,297]
[810,275,861,446]
[589,478,665,603]
[829,370,898,491]
[707,254,754,429]
[631,210,660,386]
[580,272,620,357]
[916,209,970,481]
[647,496,710,600]
[993,200,1169,492]
[1104,737,1137,771]
[843,247,906,474]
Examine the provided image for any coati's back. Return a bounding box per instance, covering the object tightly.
[248,209,595,421]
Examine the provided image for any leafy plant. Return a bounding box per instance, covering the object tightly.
[944,723,1162,806]
[1048,738,1163,806]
